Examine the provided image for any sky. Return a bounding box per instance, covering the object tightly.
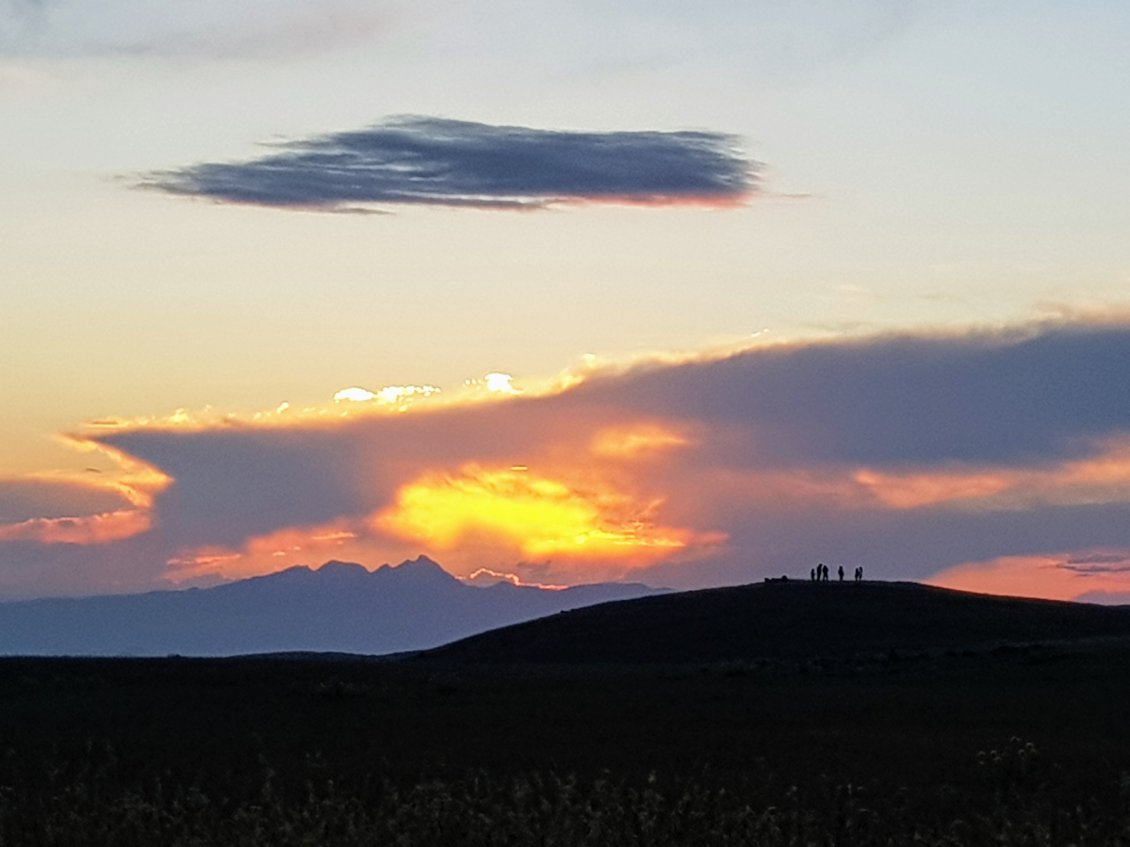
[3,1,1130,602]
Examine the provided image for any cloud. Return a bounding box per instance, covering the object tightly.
[1056,555,1130,575]
[100,3,391,61]
[0,478,129,523]
[140,116,758,212]
[0,472,162,548]
[581,322,1130,467]
[0,1,391,61]
[0,508,150,545]
[3,0,51,16]
[1,0,52,23]
[6,319,1130,598]
[928,548,1130,603]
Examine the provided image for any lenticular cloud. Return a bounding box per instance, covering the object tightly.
[143,116,758,212]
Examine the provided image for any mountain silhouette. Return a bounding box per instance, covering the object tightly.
[0,556,665,656]
[428,580,1130,664]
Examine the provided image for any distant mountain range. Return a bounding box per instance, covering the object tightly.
[0,557,666,656]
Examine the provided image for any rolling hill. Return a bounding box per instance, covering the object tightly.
[428,579,1130,664]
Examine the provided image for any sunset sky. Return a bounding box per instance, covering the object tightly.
[3,1,1130,602]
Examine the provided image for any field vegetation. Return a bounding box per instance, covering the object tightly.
[1,636,1129,844]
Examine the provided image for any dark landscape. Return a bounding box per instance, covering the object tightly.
[2,581,1130,845]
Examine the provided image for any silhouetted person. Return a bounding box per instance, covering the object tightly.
[837,565,844,582]
[810,567,816,582]
[855,566,863,583]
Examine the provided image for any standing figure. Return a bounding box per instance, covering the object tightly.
[837,565,844,582]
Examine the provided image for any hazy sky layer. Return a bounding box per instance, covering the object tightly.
[3,2,1130,599]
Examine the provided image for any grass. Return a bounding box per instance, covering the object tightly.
[1,638,1129,844]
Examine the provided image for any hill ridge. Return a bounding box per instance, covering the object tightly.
[427,580,1130,665]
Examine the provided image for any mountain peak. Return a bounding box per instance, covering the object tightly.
[316,560,370,576]
[404,554,444,570]
[370,554,457,585]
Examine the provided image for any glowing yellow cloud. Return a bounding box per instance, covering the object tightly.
[334,384,442,408]
[375,465,690,561]
[462,373,522,396]
[334,386,377,402]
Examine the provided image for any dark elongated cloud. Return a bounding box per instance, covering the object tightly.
[142,116,757,212]
[572,323,1130,467]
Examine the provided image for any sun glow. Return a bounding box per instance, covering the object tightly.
[375,465,690,561]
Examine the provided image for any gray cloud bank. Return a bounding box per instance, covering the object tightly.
[106,322,1130,563]
[5,320,1130,598]
[141,116,757,212]
[578,323,1130,468]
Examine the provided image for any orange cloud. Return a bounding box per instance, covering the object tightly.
[0,508,152,545]
[850,436,1130,512]
[52,437,172,508]
[374,464,697,564]
[165,518,368,583]
[927,550,1130,602]
[852,468,1015,509]
[590,423,691,459]
[0,441,172,546]
[1050,438,1130,503]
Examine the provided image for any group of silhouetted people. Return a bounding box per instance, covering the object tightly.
[810,563,864,583]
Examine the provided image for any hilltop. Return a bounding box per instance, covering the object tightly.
[428,579,1130,664]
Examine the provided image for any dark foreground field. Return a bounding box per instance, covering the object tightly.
[2,584,1130,845]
